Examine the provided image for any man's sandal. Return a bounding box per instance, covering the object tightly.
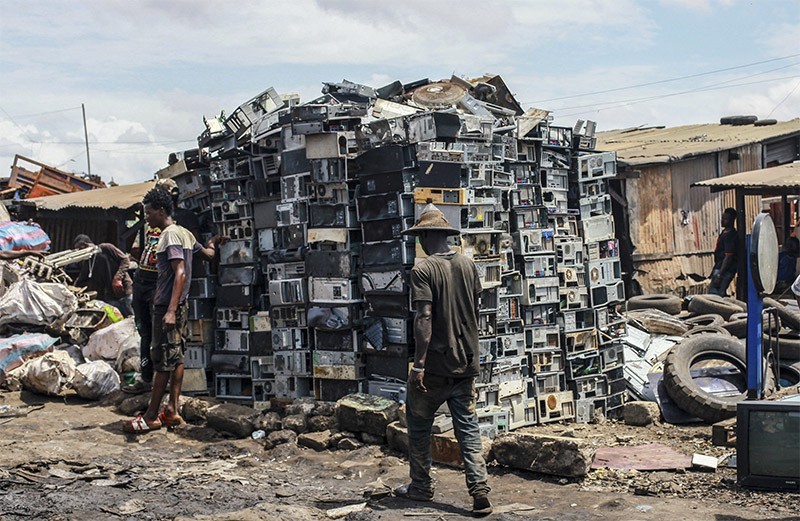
[122,415,161,433]
[158,411,185,430]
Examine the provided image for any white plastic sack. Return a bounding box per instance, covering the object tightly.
[71,360,120,400]
[83,317,140,362]
[0,278,78,326]
[115,347,140,375]
[19,350,76,396]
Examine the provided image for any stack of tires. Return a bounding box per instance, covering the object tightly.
[626,293,799,423]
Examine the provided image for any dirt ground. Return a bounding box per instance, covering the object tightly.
[0,390,798,521]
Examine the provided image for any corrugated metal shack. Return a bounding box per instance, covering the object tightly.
[597,120,800,297]
[15,181,155,252]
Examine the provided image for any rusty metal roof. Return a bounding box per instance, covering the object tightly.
[20,181,156,211]
[597,119,800,166]
[692,161,800,194]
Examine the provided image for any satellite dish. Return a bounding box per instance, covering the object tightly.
[411,82,467,109]
[750,213,778,294]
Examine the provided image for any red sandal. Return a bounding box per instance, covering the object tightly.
[159,410,185,429]
[122,415,162,433]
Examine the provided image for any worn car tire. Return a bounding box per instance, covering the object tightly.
[688,295,742,320]
[663,334,774,423]
[729,312,747,321]
[684,314,724,328]
[683,325,731,337]
[754,118,778,127]
[724,297,747,312]
[763,297,800,331]
[778,360,800,387]
[723,318,748,338]
[766,330,800,361]
[644,317,689,336]
[627,294,682,315]
[723,315,781,339]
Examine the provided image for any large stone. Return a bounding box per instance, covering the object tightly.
[492,433,595,478]
[624,401,661,426]
[311,401,337,417]
[99,389,129,407]
[117,393,152,416]
[255,411,283,432]
[386,421,492,468]
[386,421,409,454]
[308,414,337,432]
[182,397,210,422]
[283,413,308,434]
[285,398,316,417]
[297,429,333,451]
[397,404,407,428]
[264,429,297,449]
[206,403,258,438]
[336,393,399,436]
[360,432,386,445]
[337,437,363,451]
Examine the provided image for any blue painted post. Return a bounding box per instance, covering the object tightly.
[745,235,763,400]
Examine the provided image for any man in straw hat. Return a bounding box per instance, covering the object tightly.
[394,201,492,517]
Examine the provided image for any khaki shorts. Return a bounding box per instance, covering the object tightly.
[150,303,188,372]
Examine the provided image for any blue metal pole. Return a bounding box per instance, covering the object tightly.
[745,235,763,399]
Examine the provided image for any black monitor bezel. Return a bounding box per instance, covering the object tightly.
[736,400,800,492]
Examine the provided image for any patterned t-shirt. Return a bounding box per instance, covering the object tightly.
[154,224,201,306]
[137,225,161,280]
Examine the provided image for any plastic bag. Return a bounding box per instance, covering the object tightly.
[82,317,139,361]
[71,360,120,399]
[115,347,140,375]
[19,350,76,396]
[0,278,78,327]
[0,333,59,385]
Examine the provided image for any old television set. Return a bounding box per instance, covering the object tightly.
[736,398,800,491]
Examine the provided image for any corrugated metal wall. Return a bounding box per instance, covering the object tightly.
[719,143,763,234]
[628,164,674,255]
[631,144,764,294]
[671,155,719,254]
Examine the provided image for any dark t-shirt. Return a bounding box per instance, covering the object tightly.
[154,224,201,307]
[410,252,482,377]
[75,243,131,302]
[713,228,738,273]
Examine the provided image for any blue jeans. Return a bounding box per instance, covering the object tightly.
[406,374,490,497]
[709,268,735,297]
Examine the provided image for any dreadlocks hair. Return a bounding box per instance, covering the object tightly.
[143,187,173,216]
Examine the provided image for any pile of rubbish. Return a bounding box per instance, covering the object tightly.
[0,255,139,399]
[619,293,800,424]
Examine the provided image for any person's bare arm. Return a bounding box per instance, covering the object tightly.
[411,301,433,393]
[163,258,185,331]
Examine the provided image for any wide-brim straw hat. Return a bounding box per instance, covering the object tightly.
[401,201,461,236]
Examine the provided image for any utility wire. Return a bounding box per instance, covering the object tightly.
[524,52,800,104]
[549,61,800,112]
[4,106,82,119]
[556,74,800,118]
[0,105,39,143]
[766,79,800,118]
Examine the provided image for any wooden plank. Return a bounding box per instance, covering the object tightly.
[712,417,737,447]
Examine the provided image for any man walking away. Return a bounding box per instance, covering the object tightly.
[709,207,739,297]
[394,201,492,517]
[123,188,215,433]
[73,235,133,317]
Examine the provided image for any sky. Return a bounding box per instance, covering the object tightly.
[1,0,799,186]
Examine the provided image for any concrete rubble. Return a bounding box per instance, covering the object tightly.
[492,432,596,477]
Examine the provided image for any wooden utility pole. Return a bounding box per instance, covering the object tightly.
[81,103,91,177]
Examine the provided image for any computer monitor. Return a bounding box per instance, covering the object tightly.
[736,398,800,491]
